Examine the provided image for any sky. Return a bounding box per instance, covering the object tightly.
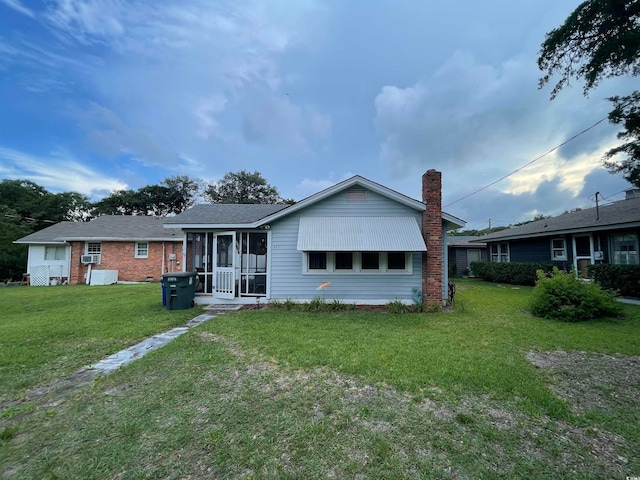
[0,0,636,230]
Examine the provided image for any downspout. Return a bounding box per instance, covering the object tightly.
[162,241,166,276]
[67,243,72,284]
[182,234,188,273]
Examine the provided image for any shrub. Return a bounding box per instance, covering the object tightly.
[529,267,622,322]
[470,261,554,286]
[589,264,640,298]
[387,300,407,314]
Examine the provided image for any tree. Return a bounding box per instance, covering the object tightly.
[538,0,640,186]
[161,175,204,213]
[204,170,282,204]
[93,189,146,216]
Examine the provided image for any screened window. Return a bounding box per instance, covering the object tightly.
[387,252,406,270]
[87,242,101,254]
[361,252,380,270]
[135,242,149,258]
[612,234,639,265]
[44,246,66,260]
[490,243,509,262]
[304,251,411,273]
[335,252,353,270]
[551,238,567,260]
[308,251,327,270]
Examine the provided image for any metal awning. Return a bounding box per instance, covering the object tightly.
[297,216,427,251]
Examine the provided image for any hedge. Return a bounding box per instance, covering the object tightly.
[470,261,554,286]
[588,264,640,298]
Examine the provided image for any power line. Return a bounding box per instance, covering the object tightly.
[444,116,608,208]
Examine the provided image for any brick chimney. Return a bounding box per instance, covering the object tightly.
[422,169,442,306]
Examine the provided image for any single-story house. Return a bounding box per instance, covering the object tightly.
[14,216,183,285]
[474,189,640,277]
[165,170,465,306]
[447,236,487,277]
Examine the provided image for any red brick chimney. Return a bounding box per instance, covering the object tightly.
[422,169,442,306]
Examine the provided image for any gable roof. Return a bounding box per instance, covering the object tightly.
[15,215,183,244]
[476,196,640,242]
[165,175,465,229]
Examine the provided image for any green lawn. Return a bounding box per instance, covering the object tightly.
[1,280,638,479]
[0,283,202,403]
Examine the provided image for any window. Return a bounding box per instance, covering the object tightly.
[135,242,149,258]
[551,238,567,260]
[86,242,101,254]
[361,252,379,270]
[335,252,353,270]
[304,251,411,274]
[308,251,327,270]
[490,242,509,262]
[44,246,66,260]
[612,234,639,265]
[387,251,406,270]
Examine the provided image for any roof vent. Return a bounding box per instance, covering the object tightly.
[346,189,367,203]
[625,188,640,200]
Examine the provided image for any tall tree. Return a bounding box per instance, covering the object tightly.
[161,175,203,213]
[204,170,282,204]
[538,0,640,186]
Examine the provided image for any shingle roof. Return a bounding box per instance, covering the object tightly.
[447,236,486,247]
[15,216,183,243]
[475,197,640,242]
[163,203,289,225]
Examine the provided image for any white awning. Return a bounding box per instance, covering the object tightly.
[297,217,427,251]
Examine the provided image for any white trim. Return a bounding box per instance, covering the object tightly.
[301,251,413,275]
[134,241,149,258]
[550,238,568,261]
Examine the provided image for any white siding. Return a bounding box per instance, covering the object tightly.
[269,188,424,303]
[27,244,71,279]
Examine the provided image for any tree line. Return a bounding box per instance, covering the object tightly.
[0,171,288,281]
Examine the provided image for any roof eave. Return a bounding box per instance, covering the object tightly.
[477,220,640,242]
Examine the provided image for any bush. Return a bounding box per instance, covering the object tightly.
[529,268,622,322]
[470,261,554,286]
[589,264,640,298]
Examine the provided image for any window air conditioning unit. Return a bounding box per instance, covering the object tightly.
[81,254,101,264]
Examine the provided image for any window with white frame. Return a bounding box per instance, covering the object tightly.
[135,242,149,258]
[44,245,66,260]
[86,242,101,254]
[303,251,411,274]
[611,233,638,265]
[551,238,567,260]
[490,242,509,262]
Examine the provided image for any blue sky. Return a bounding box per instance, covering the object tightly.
[0,0,634,229]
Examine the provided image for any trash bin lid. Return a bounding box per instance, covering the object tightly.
[162,271,197,279]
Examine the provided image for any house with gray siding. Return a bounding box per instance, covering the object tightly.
[474,189,640,277]
[165,170,464,306]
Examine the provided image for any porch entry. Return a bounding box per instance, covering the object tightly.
[186,231,268,299]
[573,234,593,278]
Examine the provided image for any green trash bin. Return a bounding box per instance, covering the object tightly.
[162,272,197,310]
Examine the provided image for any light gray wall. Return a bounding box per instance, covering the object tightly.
[268,188,424,303]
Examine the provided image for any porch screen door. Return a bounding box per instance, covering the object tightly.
[214,232,236,299]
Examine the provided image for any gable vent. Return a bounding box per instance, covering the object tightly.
[346,189,367,203]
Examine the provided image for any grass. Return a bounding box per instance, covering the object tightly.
[0,279,639,479]
[0,283,202,403]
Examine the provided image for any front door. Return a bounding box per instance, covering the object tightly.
[214,232,236,299]
[573,235,593,278]
[467,249,481,276]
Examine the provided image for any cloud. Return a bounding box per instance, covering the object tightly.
[0,0,34,18]
[0,146,127,197]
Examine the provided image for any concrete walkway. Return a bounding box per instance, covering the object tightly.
[90,312,215,374]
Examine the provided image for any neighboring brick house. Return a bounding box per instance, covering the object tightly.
[14,216,183,285]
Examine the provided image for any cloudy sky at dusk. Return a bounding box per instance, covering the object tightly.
[0,0,635,229]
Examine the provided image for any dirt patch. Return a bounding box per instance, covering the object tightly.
[526,350,640,415]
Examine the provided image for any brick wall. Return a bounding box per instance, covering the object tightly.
[421,169,443,306]
[68,240,183,284]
